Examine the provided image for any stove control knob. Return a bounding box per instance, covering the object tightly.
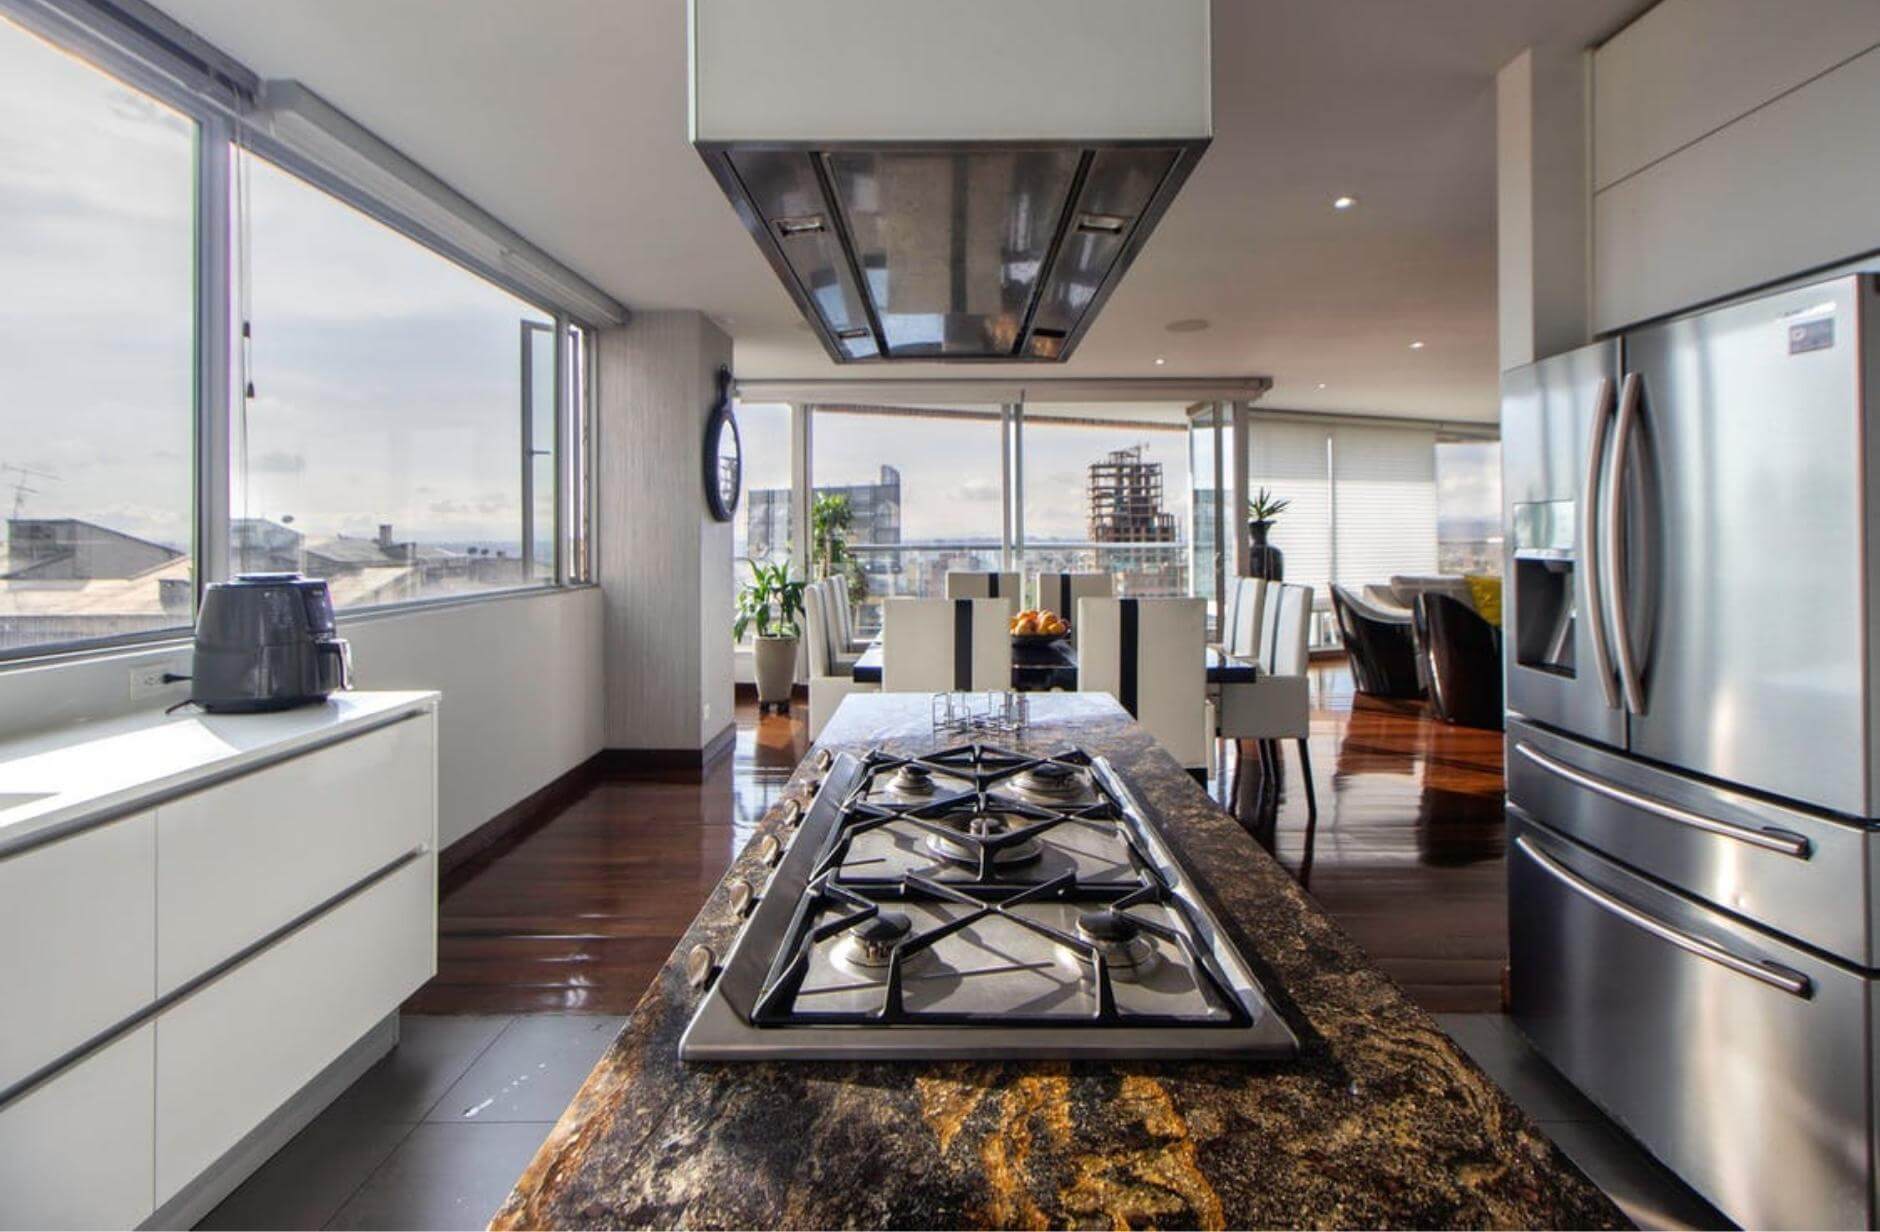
[727,877,756,917]
[802,778,822,799]
[685,944,715,991]
[778,798,802,828]
[755,833,783,867]
[815,747,834,772]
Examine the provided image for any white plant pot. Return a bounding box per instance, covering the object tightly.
[753,635,799,705]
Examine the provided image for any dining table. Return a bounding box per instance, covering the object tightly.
[849,638,1259,691]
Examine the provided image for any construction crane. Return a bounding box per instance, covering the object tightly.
[2,462,59,521]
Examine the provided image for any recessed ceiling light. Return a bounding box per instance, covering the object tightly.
[1154,356,1166,366]
[1409,340,1426,350]
[1165,317,1211,333]
[1317,383,1327,390]
[1333,195,1357,210]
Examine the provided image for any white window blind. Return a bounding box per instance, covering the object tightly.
[1332,425,1437,588]
[1245,421,1439,609]
[1246,423,1333,604]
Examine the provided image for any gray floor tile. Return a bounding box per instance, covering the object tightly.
[332,1015,514,1123]
[323,1122,551,1231]
[1435,1011,1604,1122]
[1538,1119,1731,1231]
[424,1014,626,1124]
[197,1106,414,1231]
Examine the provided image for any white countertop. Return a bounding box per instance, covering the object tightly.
[0,690,439,857]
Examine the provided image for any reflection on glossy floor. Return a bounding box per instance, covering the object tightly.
[407,665,1508,1016]
[404,709,807,1015]
[1228,665,1508,1012]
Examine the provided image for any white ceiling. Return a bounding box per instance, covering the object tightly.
[155,0,1646,423]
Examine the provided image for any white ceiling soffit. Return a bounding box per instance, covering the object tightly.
[148,0,1648,422]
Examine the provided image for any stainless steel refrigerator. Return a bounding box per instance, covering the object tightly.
[1502,270,1880,1230]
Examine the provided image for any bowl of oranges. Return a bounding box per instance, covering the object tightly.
[1010,609,1070,645]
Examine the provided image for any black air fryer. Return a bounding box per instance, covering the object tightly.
[191,573,353,712]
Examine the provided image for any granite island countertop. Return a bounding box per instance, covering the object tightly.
[492,693,1625,1230]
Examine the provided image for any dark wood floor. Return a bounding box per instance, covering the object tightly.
[407,665,1507,1016]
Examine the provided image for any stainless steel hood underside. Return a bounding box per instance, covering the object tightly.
[699,140,1208,363]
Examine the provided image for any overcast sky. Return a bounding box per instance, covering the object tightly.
[0,17,194,548]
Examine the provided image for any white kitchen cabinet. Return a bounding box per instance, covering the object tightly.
[1592,42,1880,331]
[156,713,434,993]
[153,854,435,1204]
[0,812,155,1090]
[0,1024,154,1231]
[1593,0,1880,191]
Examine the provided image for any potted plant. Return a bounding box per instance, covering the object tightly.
[1247,487,1290,581]
[734,559,805,715]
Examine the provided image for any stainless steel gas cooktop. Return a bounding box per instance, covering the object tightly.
[679,744,1298,1060]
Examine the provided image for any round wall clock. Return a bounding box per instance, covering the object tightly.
[703,367,741,523]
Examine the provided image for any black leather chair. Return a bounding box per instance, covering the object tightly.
[1413,592,1504,729]
[1330,584,1423,699]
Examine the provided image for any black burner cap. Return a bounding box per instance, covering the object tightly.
[1030,763,1075,782]
[896,763,932,779]
[1077,908,1141,944]
[856,911,912,944]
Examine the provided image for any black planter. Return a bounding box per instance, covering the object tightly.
[1248,520,1285,581]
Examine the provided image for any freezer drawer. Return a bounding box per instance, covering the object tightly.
[1509,814,1875,1230]
[1508,718,1879,965]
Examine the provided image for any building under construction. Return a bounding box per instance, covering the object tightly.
[1087,446,1178,543]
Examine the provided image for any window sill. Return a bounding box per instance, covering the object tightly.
[0,582,597,672]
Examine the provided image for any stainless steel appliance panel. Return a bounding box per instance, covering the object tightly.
[1621,275,1871,816]
[1509,813,1874,1229]
[824,148,1082,359]
[1507,717,1876,965]
[1501,338,1626,748]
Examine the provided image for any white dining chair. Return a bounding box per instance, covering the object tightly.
[1218,583,1316,817]
[881,598,1013,693]
[1227,576,1268,661]
[823,578,869,654]
[1029,571,1112,645]
[944,570,1021,618]
[804,583,876,740]
[1077,597,1209,777]
[1213,576,1242,652]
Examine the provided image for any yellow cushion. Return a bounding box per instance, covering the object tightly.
[1464,574,1503,626]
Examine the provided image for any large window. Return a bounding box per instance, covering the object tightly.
[231,152,557,607]
[733,402,793,642]
[1021,409,1190,600]
[0,16,196,653]
[0,9,603,660]
[1245,420,1442,645]
[1436,440,1504,574]
[811,405,1004,635]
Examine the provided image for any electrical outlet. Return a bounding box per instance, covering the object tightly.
[128,657,188,702]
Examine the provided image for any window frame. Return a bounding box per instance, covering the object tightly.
[0,0,601,664]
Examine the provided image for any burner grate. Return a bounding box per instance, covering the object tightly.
[746,744,1254,1031]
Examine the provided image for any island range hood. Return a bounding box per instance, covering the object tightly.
[689,0,1212,363]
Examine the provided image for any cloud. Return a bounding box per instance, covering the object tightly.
[953,478,1001,503]
[249,450,305,475]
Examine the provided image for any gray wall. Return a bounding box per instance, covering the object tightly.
[0,586,605,848]
[596,311,736,752]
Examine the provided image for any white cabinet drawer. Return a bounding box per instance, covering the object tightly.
[0,1024,155,1231]
[155,853,434,1204]
[0,813,155,1089]
[157,713,434,993]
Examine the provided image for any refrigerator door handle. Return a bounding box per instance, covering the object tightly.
[1604,371,1648,715]
[1581,376,1620,709]
[1513,741,1813,858]
[1515,835,1813,998]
